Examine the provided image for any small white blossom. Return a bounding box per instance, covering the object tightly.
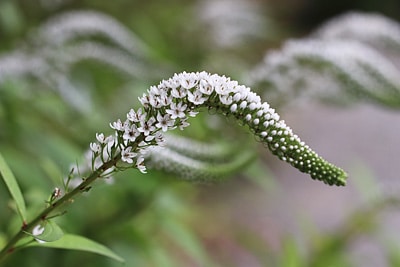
[162,77,180,89]
[121,147,137,164]
[166,102,187,119]
[149,85,160,96]
[90,142,101,153]
[159,94,172,106]
[179,71,199,89]
[96,133,105,143]
[214,78,231,95]
[138,93,150,108]
[149,95,162,108]
[187,90,207,105]
[127,108,145,122]
[219,94,233,105]
[178,118,190,130]
[123,124,140,142]
[155,131,165,146]
[198,79,214,95]
[171,86,187,98]
[110,119,124,131]
[155,113,175,132]
[136,156,147,173]
[138,116,156,136]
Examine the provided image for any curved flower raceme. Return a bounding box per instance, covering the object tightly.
[247,12,400,109]
[248,39,400,108]
[314,12,400,50]
[145,135,256,182]
[91,71,347,186]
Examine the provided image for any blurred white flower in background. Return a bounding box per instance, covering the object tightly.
[196,0,269,48]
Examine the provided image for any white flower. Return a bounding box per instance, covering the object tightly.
[179,71,199,89]
[171,86,187,98]
[227,80,239,90]
[95,133,114,146]
[166,102,187,119]
[127,108,145,122]
[110,119,124,131]
[90,142,101,153]
[138,116,156,136]
[159,94,172,107]
[123,124,140,142]
[148,95,162,108]
[163,77,180,90]
[178,118,190,130]
[187,90,207,105]
[219,94,233,105]
[149,85,160,96]
[198,79,214,95]
[96,133,105,143]
[136,156,147,173]
[155,113,175,132]
[214,77,231,95]
[246,92,261,103]
[155,131,165,146]
[138,93,150,108]
[121,147,137,164]
[105,135,115,145]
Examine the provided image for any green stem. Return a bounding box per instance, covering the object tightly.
[0,155,120,262]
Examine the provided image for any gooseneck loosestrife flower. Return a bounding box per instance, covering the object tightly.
[94,71,347,186]
[0,71,347,262]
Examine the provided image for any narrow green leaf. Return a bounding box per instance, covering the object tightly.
[279,237,304,267]
[32,220,64,242]
[29,234,124,262]
[0,151,27,223]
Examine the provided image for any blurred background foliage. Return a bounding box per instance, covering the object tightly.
[1,0,400,266]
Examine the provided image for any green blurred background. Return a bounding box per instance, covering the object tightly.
[1,0,400,266]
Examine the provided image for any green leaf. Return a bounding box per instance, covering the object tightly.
[31,220,64,242]
[0,151,27,223]
[29,234,124,262]
[279,237,304,267]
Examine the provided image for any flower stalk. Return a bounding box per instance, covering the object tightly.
[0,155,120,261]
[0,71,347,262]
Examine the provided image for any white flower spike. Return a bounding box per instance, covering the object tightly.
[91,71,347,186]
